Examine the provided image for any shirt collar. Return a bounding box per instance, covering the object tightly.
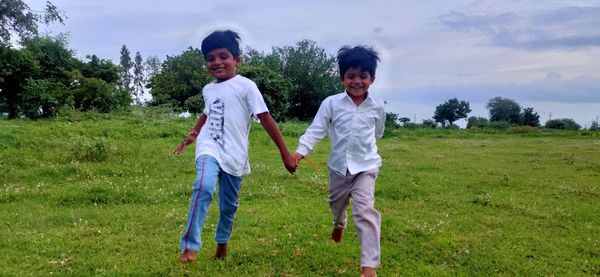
[343,91,372,104]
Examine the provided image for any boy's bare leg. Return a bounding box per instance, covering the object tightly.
[214,243,227,259]
[361,267,377,277]
[179,249,198,263]
[331,227,344,243]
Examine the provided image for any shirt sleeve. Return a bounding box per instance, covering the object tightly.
[296,97,332,156]
[202,85,210,115]
[245,80,269,116]
[375,102,386,139]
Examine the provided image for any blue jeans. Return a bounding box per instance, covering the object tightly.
[180,155,242,251]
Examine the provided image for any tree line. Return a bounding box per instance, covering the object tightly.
[1,1,597,131]
[1,1,341,121]
[386,96,598,131]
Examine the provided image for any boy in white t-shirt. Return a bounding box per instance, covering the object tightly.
[290,46,385,277]
[173,30,296,263]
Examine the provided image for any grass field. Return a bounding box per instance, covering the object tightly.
[1,111,599,276]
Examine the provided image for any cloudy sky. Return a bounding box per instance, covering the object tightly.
[29,0,600,127]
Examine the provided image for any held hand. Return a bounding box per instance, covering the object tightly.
[285,152,304,173]
[291,152,304,165]
[283,154,297,174]
[173,136,195,155]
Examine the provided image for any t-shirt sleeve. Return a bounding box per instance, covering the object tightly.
[202,86,210,115]
[245,80,269,116]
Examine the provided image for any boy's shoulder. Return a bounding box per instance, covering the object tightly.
[204,75,257,90]
[324,92,348,102]
[368,94,386,108]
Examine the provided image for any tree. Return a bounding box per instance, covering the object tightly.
[118,45,133,94]
[79,54,120,84]
[271,40,340,120]
[589,120,600,131]
[72,76,130,113]
[0,0,65,44]
[486,97,522,124]
[20,34,77,85]
[147,47,211,109]
[237,63,293,121]
[21,78,71,118]
[421,119,437,129]
[545,118,581,130]
[144,55,161,81]
[385,112,400,128]
[399,117,411,125]
[133,51,145,104]
[0,44,40,118]
[243,47,281,72]
[521,107,540,127]
[433,98,471,127]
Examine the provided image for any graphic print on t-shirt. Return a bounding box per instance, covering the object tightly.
[208,98,225,149]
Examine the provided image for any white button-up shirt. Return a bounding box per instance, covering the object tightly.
[296,92,386,175]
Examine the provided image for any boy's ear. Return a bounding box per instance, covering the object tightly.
[234,56,241,64]
[371,76,376,83]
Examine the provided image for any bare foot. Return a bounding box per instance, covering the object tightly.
[331,227,344,243]
[361,267,377,277]
[179,249,197,263]
[214,243,227,259]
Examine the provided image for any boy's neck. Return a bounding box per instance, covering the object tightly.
[215,74,237,83]
[346,91,368,107]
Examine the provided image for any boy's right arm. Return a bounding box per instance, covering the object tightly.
[295,98,331,160]
[294,99,331,156]
[173,113,207,155]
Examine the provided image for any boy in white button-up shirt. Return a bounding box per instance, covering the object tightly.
[291,46,385,277]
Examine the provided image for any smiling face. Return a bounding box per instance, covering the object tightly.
[341,67,375,101]
[205,47,240,82]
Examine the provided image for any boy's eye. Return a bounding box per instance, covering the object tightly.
[219,53,229,59]
[206,55,215,62]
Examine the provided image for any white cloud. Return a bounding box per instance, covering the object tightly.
[438,5,600,50]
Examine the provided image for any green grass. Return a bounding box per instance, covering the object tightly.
[1,112,599,276]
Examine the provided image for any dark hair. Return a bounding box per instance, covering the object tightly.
[336,45,380,78]
[201,30,241,59]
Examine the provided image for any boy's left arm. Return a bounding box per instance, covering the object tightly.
[256,112,296,174]
[375,106,386,139]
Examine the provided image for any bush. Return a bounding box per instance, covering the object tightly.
[545,118,581,130]
[488,121,511,130]
[183,94,204,114]
[70,136,113,162]
[506,126,539,134]
[21,79,73,119]
[467,116,489,129]
[73,77,131,113]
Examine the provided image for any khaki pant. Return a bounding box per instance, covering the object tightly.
[328,168,381,268]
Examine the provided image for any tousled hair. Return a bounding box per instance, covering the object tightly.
[336,45,380,78]
[201,30,241,59]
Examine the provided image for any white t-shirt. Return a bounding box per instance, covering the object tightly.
[195,75,268,176]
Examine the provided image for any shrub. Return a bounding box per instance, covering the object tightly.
[73,77,131,113]
[183,94,204,114]
[467,116,489,129]
[506,126,539,134]
[71,136,113,162]
[545,118,581,130]
[488,121,511,130]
